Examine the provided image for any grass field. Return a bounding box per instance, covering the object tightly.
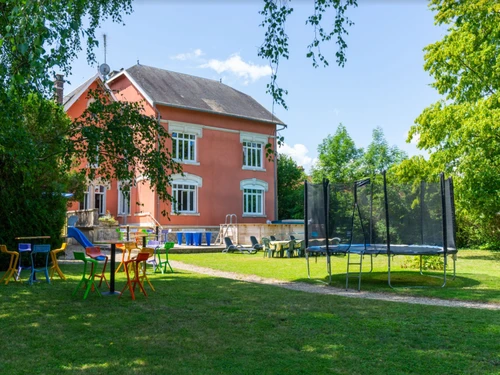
[170,249,500,304]
[0,249,499,375]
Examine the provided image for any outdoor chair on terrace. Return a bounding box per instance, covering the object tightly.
[250,236,263,251]
[223,237,257,254]
[262,237,276,258]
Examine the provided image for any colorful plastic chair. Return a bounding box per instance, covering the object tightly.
[137,247,156,292]
[85,246,109,288]
[17,243,32,280]
[0,244,20,285]
[49,243,67,280]
[119,252,150,300]
[72,252,102,299]
[29,244,51,285]
[155,242,175,274]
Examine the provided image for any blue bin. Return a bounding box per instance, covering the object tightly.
[205,232,212,246]
[185,232,193,246]
[176,232,183,245]
[196,233,203,246]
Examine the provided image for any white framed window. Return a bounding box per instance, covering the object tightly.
[171,173,202,215]
[243,141,263,168]
[240,132,268,170]
[118,182,131,215]
[240,179,268,217]
[173,183,197,213]
[94,185,106,215]
[80,186,91,210]
[243,188,264,215]
[172,132,196,162]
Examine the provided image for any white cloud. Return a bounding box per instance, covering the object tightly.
[171,48,204,61]
[200,54,271,83]
[278,143,317,174]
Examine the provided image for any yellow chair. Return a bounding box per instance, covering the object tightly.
[0,244,20,285]
[49,243,67,280]
[115,242,140,273]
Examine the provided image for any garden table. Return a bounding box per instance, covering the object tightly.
[93,239,135,296]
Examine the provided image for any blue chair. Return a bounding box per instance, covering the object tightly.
[29,244,51,285]
[17,243,32,280]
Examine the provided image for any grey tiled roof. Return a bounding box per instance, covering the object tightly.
[63,75,97,111]
[125,64,283,125]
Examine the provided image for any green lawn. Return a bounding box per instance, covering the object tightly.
[0,251,499,375]
[170,249,500,304]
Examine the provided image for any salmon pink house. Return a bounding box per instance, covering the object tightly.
[64,64,285,230]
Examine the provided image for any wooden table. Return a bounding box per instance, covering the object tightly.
[94,240,135,296]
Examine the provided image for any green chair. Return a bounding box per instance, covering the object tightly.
[262,238,276,258]
[155,242,175,273]
[73,252,102,299]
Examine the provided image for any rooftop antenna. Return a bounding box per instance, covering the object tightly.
[99,33,111,80]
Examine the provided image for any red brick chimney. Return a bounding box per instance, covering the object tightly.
[55,74,64,105]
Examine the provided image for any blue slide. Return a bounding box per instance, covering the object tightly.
[67,227,94,248]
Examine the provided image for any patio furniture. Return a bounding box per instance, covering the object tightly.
[85,246,109,288]
[0,244,19,285]
[49,243,67,280]
[155,242,174,274]
[17,243,32,280]
[250,236,263,251]
[29,244,51,285]
[262,238,276,258]
[119,252,150,300]
[136,247,156,292]
[72,252,102,299]
[223,237,257,254]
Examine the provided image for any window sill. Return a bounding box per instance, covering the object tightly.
[117,214,131,217]
[242,214,267,218]
[174,159,200,166]
[242,166,266,172]
[172,212,200,216]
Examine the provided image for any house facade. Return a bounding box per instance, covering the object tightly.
[64,64,285,229]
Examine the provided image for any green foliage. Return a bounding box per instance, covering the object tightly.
[277,154,306,219]
[0,1,182,248]
[68,86,183,211]
[0,0,132,93]
[401,255,445,271]
[312,124,406,184]
[258,0,357,109]
[0,93,70,249]
[311,123,363,183]
[405,0,500,249]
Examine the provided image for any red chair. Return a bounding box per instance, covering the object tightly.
[119,252,150,300]
[85,246,109,288]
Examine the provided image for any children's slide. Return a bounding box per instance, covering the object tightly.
[67,227,94,249]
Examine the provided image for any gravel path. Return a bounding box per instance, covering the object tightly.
[170,260,500,311]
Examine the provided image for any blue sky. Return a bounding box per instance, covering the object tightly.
[66,1,446,173]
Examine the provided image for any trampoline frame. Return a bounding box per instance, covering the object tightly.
[305,171,457,290]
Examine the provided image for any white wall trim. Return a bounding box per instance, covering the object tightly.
[240,178,268,192]
[171,173,203,187]
[240,132,269,144]
[167,121,203,138]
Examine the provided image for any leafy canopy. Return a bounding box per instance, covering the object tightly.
[404,0,500,248]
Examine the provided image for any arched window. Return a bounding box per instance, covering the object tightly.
[240,179,268,216]
[171,173,202,214]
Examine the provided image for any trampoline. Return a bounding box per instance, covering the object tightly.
[304,171,457,290]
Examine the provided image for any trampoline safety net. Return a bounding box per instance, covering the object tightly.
[305,173,456,254]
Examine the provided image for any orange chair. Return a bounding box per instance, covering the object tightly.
[115,242,140,273]
[137,247,156,292]
[49,243,67,280]
[119,252,150,300]
[0,244,20,285]
[85,246,109,288]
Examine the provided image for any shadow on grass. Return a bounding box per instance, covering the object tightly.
[1,264,500,375]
